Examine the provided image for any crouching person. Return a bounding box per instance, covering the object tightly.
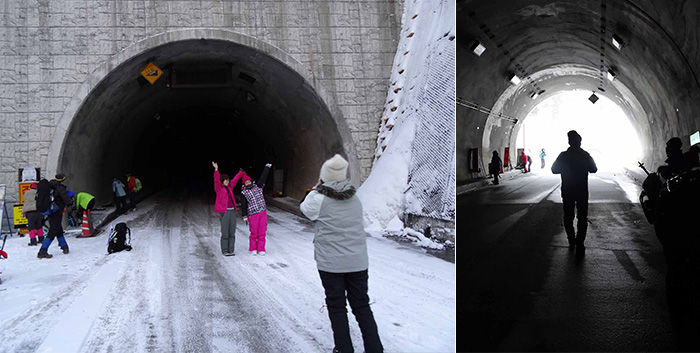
[300,154,383,353]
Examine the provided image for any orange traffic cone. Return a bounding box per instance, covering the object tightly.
[81,211,92,237]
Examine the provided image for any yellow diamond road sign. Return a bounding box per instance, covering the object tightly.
[140,62,162,85]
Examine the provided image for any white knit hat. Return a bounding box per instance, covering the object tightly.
[320,154,349,182]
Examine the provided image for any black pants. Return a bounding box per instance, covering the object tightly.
[563,197,588,246]
[129,192,137,210]
[319,270,383,353]
[116,196,127,213]
[493,173,499,184]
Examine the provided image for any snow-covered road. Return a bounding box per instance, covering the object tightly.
[0,192,455,353]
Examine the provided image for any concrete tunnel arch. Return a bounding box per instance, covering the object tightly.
[481,64,652,168]
[47,29,360,203]
[457,0,700,183]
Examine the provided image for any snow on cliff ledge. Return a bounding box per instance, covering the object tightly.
[358,0,456,234]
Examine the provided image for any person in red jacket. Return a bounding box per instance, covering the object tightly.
[521,151,529,173]
[212,162,244,256]
[126,173,138,212]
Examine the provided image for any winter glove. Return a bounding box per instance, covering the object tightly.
[0,250,7,259]
[265,163,272,168]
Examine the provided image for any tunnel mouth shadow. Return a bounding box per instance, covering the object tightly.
[57,37,350,206]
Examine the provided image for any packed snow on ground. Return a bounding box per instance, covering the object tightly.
[0,193,455,353]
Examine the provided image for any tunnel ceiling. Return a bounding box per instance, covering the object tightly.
[457,0,700,181]
[62,39,344,202]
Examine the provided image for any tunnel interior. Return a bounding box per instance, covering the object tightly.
[457,0,700,182]
[59,39,346,203]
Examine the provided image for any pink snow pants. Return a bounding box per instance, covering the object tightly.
[248,211,268,252]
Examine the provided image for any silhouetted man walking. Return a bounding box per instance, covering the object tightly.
[551,130,597,252]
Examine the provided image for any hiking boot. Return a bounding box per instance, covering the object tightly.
[225,252,235,256]
[61,246,69,254]
[258,251,266,256]
[38,236,44,243]
[28,238,38,246]
[250,250,257,255]
[37,249,53,259]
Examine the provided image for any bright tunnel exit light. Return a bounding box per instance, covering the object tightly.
[516,90,643,172]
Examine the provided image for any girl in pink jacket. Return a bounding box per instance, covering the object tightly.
[212,161,244,256]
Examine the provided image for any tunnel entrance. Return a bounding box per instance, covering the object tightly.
[515,90,643,172]
[55,37,348,203]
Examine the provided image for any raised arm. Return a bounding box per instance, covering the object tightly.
[231,169,245,188]
[213,161,222,190]
[257,164,272,188]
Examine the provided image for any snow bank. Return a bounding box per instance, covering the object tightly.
[358,0,455,238]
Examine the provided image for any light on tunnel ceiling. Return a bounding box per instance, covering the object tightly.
[246,92,256,102]
[509,73,521,85]
[470,41,486,56]
[606,69,617,81]
[153,113,161,121]
[588,92,599,104]
[612,34,624,50]
[530,91,539,99]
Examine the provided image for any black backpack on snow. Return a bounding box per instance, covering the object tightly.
[108,222,132,254]
[36,179,59,216]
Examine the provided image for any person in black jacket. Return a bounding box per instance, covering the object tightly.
[551,131,598,253]
[38,173,73,258]
[490,151,502,185]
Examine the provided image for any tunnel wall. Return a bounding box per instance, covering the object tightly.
[0,0,402,203]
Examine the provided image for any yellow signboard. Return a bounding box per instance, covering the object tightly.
[18,182,33,204]
[140,62,163,85]
[14,204,27,226]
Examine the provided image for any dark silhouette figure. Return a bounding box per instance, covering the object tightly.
[551,131,597,253]
[658,137,691,180]
[648,137,700,351]
[683,144,699,168]
[490,151,502,185]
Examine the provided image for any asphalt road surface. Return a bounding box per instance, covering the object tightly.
[457,169,675,351]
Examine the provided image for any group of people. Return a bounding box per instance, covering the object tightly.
[111,173,141,214]
[20,172,141,258]
[489,148,548,185]
[21,174,90,258]
[212,155,384,353]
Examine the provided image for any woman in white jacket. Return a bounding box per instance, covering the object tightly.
[300,154,383,353]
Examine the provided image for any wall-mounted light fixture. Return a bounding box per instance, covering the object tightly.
[589,92,599,104]
[470,41,486,56]
[606,69,617,81]
[509,73,521,85]
[612,34,624,50]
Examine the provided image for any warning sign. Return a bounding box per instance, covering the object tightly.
[140,62,163,85]
[18,182,33,204]
[14,204,27,227]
